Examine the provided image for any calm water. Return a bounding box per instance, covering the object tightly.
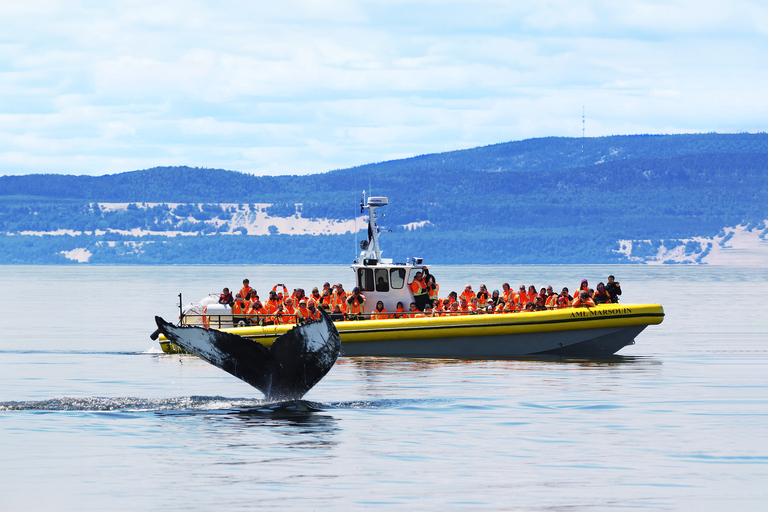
[1,264,766,511]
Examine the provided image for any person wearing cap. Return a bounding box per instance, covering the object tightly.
[295,299,312,323]
[346,286,366,321]
[308,286,322,308]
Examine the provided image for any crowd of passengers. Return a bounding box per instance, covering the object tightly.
[213,274,622,326]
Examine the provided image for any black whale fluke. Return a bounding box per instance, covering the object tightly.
[154,309,341,402]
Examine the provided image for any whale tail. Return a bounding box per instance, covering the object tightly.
[154,309,341,402]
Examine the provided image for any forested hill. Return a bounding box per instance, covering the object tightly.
[2,133,768,264]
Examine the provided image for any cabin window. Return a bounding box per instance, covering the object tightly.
[389,268,406,289]
[358,268,374,291]
[375,269,389,292]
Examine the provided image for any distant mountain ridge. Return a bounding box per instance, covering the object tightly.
[2,133,767,264]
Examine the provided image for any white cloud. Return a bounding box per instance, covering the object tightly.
[0,0,767,176]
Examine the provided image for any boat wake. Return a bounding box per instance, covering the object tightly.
[0,396,449,413]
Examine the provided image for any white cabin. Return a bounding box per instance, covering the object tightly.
[351,196,428,315]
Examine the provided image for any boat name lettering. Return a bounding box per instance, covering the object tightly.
[570,307,633,318]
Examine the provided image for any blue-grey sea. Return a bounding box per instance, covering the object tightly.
[1,264,766,511]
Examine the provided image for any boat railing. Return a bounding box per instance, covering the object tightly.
[180,303,611,327]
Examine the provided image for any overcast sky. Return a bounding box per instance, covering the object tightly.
[1,0,767,177]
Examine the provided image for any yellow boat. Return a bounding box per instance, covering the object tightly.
[159,303,663,357]
[157,196,664,358]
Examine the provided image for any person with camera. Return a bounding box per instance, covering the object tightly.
[605,275,622,303]
[346,286,366,321]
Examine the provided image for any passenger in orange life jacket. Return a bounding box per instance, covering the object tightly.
[576,279,591,298]
[248,298,266,325]
[239,279,254,303]
[533,295,547,311]
[371,300,390,320]
[560,287,572,302]
[556,295,569,309]
[527,285,538,304]
[307,287,322,308]
[538,287,547,304]
[423,305,435,317]
[306,300,321,321]
[319,288,333,310]
[425,274,439,303]
[501,283,514,304]
[476,284,489,307]
[295,299,312,323]
[572,290,596,308]
[332,284,348,312]
[291,288,305,305]
[458,297,470,315]
[459,285,476,303]
[409,268,430,311]
[448,301,461,316]
[265,291,281,315]
[545,292,558,309]
[468,297,479,313]
[392,301,405,319]
[282,297,297,324]
[516,285,527,307]
[271,283,288,303]
[232,293,249,326]
[490,289,501,307]
[346,287,366,321]
[403,302,419,318]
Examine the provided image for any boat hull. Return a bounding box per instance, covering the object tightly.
[159,304,663,358]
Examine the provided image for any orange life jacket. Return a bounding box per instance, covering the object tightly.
[371,307,390,320]
[410,279,425,296]
[428,283,439,300]
[239,286,254,300]
[346,296,365,315]
[232,300,248,316]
